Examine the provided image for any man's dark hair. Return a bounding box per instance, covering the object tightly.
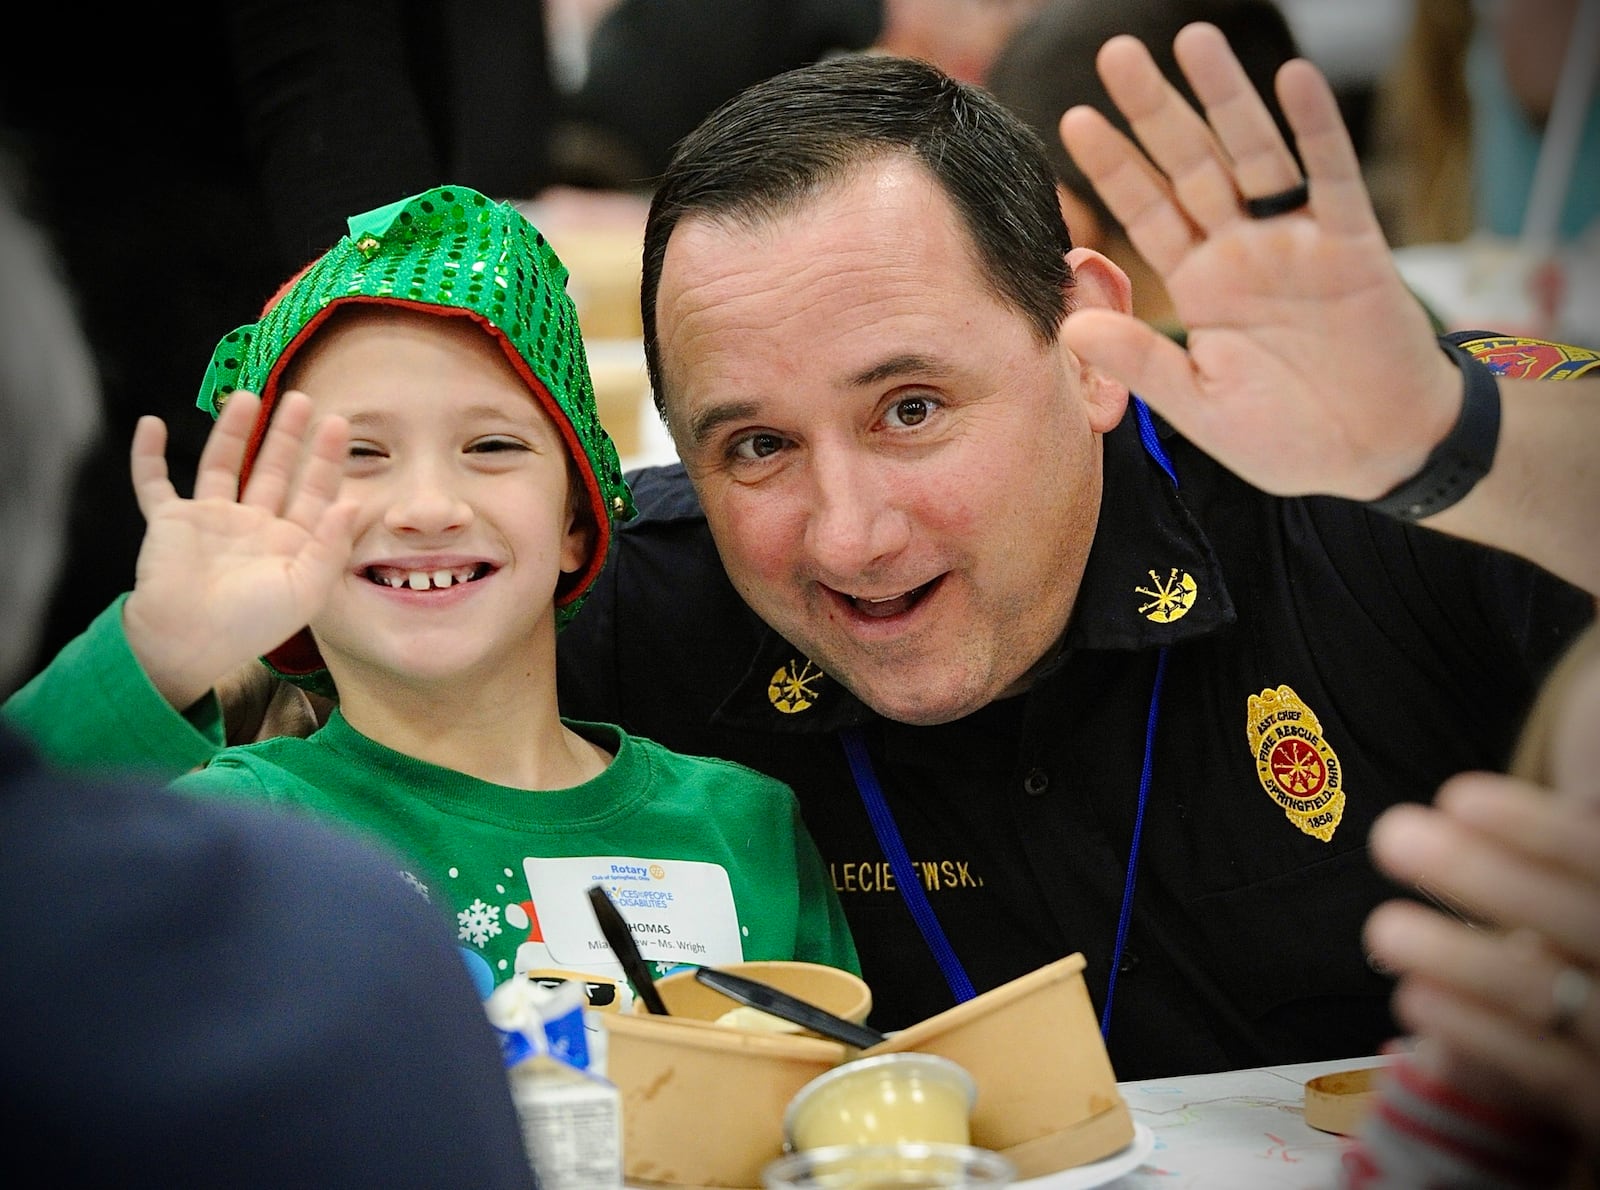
[640,53,1075,413]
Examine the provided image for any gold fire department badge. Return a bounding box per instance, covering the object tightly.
[768,659,823,714]
[1246,685,1345,842]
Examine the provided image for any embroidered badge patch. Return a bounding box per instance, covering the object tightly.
[768,659,823,714]
[1460,334,1600,381]
[1246,685,1345,842]
[1136,567,1197,622]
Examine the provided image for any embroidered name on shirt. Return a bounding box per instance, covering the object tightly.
[830,859,984,893]
[1136,567,1197,622]
[769,659,823,713]
[1246,685,1346,842]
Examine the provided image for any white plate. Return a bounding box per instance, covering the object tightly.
[1016,1122,1156,1188]
[623,1123,1158,1190]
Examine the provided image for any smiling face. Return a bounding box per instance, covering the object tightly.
[656,157,1130,725]
[285,306,591,697]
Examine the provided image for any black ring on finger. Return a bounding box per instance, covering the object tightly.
[1244,180,1310,219]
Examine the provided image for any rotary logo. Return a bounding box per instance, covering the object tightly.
[769,659,824,714]
[1136,567,1197,623]
[1246,685,1345,842]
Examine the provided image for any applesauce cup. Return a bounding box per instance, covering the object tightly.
[784,1053,976,1151]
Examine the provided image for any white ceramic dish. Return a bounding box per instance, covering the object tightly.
[623,1121,1156,1189]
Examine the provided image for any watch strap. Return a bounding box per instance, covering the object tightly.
[1366,338,1501,521]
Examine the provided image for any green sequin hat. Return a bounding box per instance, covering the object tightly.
[197,184,636,692]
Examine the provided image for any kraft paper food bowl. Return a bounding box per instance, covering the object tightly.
[1303,1065,1384,1136]
[601,1010,849,1188]
[861,955,1133,1180]
[637,961,873,1033]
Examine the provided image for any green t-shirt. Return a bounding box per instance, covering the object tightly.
[4,597,858,1004]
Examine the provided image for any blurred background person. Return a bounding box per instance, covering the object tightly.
[0,151,99,691]
[553,0,1051,190]
[230,0,564,270]
[1469,0,1599,246]
[872,0,1052,83]
[1274,0,1417,173]
[1369,0,1600,248]
[1369,0,1600,345]
[1365,0,1480,248]
[1351,622,1600,1187]
[552,0,881,190]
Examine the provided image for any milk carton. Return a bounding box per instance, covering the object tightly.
[486,978,623,1189]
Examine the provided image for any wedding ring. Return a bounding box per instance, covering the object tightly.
[1550,965,1593,1038]
[1243,180,1310,219]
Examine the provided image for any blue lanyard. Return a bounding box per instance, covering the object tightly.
[840,398,1175,1039]
[841,728,978,1002]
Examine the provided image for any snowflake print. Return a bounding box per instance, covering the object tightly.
[457,898,503,948]
[399,870,431,901]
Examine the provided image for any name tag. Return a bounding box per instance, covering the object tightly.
[525,855,744,969]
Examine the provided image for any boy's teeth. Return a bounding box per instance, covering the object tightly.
[372,565,480,590]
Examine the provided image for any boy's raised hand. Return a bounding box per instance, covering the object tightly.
[123,390,355,712]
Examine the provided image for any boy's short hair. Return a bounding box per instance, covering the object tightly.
[198,185,635,693]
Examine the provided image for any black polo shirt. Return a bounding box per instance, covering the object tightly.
[556,349,1594,1081]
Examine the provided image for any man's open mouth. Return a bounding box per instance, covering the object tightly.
[844,578,937,619]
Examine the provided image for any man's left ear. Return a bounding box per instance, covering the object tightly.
[1062,247,1132,430]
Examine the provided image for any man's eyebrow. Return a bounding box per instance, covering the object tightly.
[849,353,949,387]
[684,399,761,449]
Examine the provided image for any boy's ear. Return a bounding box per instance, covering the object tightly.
[1062,246,1133,432]
[561,491,597,577]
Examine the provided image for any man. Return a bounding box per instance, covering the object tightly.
[8,26,1598,1083]
[553,25,1599,1079]
[0,155,537,1187]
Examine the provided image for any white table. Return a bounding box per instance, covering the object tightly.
[1099,1055,1392,1189]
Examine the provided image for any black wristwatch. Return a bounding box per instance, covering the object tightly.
[1365,336,1502,522]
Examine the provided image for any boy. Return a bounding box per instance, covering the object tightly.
[5,185,857,1004]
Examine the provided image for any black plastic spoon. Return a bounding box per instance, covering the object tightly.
[587,884,670,1015]
[694,965,887,1048]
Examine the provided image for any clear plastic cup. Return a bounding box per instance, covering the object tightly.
[762,1142,1016,1188]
